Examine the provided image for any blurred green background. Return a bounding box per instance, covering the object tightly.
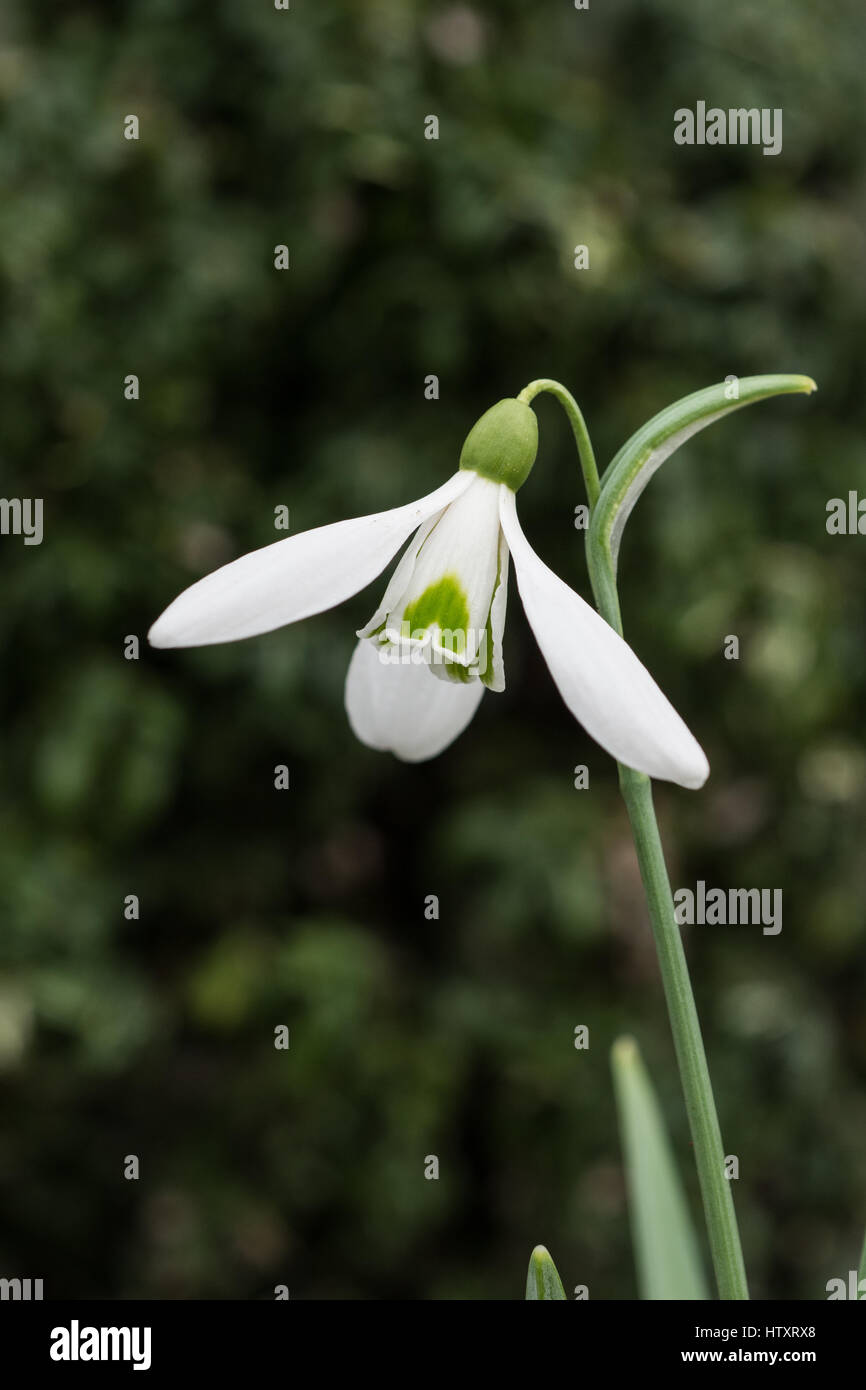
[1,0,864,1300]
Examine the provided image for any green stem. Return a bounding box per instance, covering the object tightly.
[589,513,749,1300]
[591,520,748,1301]
[527,374,749,1299]
[617,764,749,1300]
[518,378,601,508]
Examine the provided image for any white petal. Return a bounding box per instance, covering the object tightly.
[378,473,503,677]
[149,471,474,648]
[481,525,509,692]
[499,489,709,789]
[356,512,442,641]
[344,637,484,762]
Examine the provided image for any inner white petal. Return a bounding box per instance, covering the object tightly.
[356,512,444,642]
[382,474,503,674]
[481,529,510,693]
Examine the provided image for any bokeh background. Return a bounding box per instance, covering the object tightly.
[1,0,865,1300]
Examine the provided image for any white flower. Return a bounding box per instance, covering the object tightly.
[149,401,709,788]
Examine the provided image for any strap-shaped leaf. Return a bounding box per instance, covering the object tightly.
[590,374,816,580]
[612,1036,709,1300]
[525,1245,567,1300]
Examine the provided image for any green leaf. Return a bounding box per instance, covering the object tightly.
[589,374,816,581]
[525,1245,567,1300]
[611,1035,709,1300]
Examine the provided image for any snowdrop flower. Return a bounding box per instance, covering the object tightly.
[149,400,708,787]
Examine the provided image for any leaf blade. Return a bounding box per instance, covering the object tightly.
[591,374,816,576]
[525,1244,567,1300]
[611,1035,709,1300]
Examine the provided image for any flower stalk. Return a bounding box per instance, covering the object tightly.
[517,378,601,508]
[615,764,749,1299]
[532,376,754,1299]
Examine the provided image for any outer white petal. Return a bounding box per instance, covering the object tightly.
[499,489,709,789]
[344,637,484,762]
[149,470,474,648]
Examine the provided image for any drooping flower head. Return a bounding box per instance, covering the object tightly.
[149,398,708,787]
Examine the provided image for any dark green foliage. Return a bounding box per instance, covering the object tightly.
[0,0,864,1299]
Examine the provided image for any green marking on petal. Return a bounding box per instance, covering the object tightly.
[439,658,475,684]
[402,575,471,657]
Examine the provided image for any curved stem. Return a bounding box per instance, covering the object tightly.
[518,378,601,508]
[528,375,749,1297]
[585,495,749,1300]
